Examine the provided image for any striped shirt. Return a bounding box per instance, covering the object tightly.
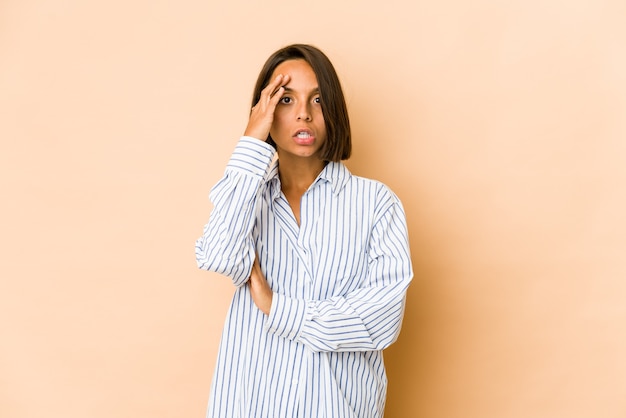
[196,137,413,418]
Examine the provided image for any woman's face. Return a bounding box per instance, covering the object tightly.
[269,59,327,162]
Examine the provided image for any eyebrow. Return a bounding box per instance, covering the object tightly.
[283,86,320,94]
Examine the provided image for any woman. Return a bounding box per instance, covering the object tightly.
[196,44,413,418]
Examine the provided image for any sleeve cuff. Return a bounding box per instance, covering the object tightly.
[226,136,276,178]
[265,292,307,341]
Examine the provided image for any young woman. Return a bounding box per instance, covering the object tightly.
[196,44,413,418]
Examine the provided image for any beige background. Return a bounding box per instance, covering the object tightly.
[1,0,625,417]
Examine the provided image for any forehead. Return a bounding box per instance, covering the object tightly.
[271,59,319,90]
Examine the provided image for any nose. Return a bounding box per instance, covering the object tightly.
[296,103,312,121]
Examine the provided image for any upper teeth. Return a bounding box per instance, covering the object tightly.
[297,132,311,138]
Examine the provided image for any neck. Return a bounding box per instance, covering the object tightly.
[277,155,326,192]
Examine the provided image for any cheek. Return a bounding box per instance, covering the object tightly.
[270,110,287,128]
[314,107,325,123]
[269,112,291,140]
[274,106,293,122]
[314,110,326,131]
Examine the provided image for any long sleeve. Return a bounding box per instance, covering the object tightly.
[204,157,412,417]
[264,194,413,352]
[195,136,276,287]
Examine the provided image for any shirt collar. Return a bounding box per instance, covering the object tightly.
[315,161,351,195]
[267,160,351,198]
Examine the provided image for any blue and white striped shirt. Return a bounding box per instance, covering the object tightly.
[196,137,413,418]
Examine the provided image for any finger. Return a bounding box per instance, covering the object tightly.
[257,85,285,117]
[268,74,292,106]
[269,85,284,106]
[254,74,291,112]
[261,74,284,100]
[267,73,292,99]
[271,74,291,97]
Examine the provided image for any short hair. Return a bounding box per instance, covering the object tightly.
[251,44,351,161]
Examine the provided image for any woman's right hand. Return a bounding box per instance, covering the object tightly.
[243,73,290,141]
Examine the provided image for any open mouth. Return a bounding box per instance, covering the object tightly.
[295,131,312,139]
[292,129,315,144]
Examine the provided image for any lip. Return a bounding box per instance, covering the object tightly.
[292,128,314,137]
[292,128,316,145]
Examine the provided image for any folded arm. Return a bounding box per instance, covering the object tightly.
[264,198,413,352]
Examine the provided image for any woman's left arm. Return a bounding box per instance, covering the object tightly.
[263,199,414,353]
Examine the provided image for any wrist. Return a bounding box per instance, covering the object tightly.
[243,127,268,141]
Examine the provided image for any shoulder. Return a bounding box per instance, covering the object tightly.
[348,172,400,198]
[328,162,404,207]
[345,172,404,214]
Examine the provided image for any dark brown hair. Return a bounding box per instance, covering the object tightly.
[251,44,351,161]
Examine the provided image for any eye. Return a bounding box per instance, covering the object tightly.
[280,97,292,104]
[313,97,321,104]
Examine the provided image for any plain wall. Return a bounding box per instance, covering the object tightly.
[1,0,625,417]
